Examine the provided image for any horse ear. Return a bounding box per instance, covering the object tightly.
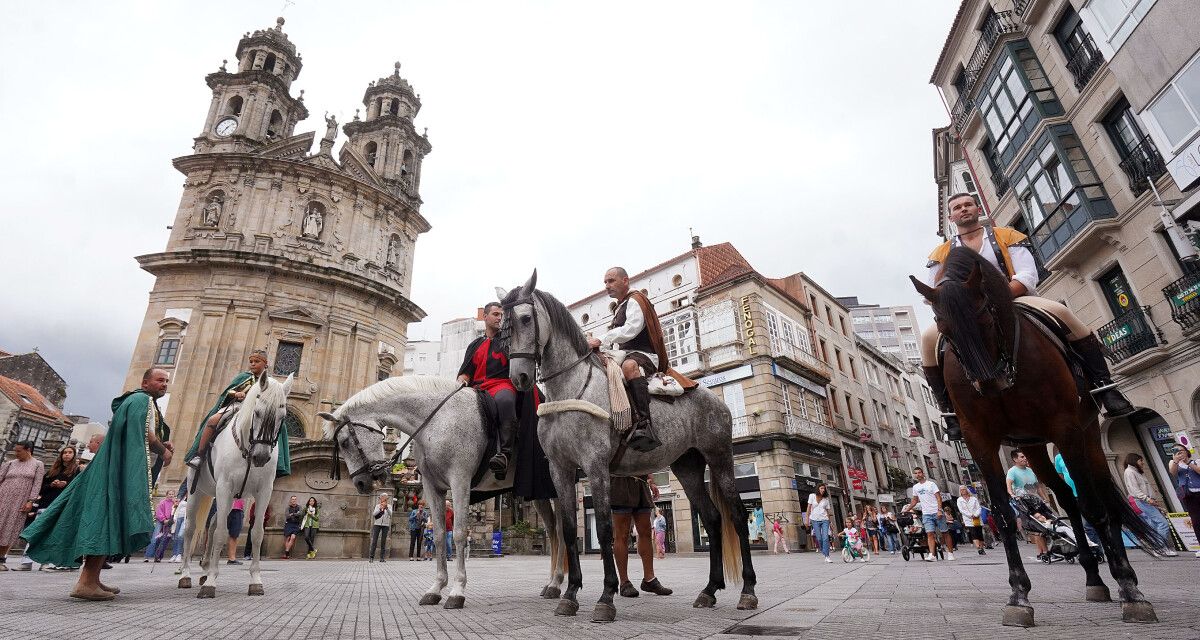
[520,269,537,296]
[494,286,509,301]
[283,373,294,393]
[317,411,337,421]
[909,275,937,302]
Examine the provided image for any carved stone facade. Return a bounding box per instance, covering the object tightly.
[122,19,433,501]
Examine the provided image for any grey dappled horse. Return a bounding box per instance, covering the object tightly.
[499,271,758,623]
[319,377,565,609]
[178,372,292,597]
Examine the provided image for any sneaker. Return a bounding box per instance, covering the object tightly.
[13,563,32,571]
[409,557,415,562]
[924,555,936,562]
[1194,550,1200,558]
[946,552,956,561]
[824,556,832,563]
[1164,550,1178,557]
[380,559,386,563]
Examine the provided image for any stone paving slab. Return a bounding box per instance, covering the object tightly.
[0,546,1198,639]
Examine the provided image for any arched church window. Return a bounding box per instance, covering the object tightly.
[389,99,400,116]
[267,110,283,139]
[376,98,384,118]
[401,150,414,183]
[263,53,277,73]
[226,96,243,116]
[365,141,378,166]
[283,409,305,440]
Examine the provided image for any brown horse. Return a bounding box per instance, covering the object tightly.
[911,246,1165,628]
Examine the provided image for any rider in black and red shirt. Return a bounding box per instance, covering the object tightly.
[457,302,519,478]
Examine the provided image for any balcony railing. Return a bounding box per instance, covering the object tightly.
[952,11,1021,133]
[1099,307,1162,364]
[1118,135,1168,196]
[1163,268,1200,331]
[731,416,750,439]
[769,338,833,381]
[1014,0,1033,16]
[989,167,1010,198]
[1064,34,1105,91]
[785,415,837,444]
[951,95,975,134]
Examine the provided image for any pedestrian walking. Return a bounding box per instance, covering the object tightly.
[368,493,392,562]
[1169,446,1200,558]
[768,513,790,554]
[407,500,427,561]
[1006,450,1050,560]
[878,504,900,554]
[863,506,880,555]
[652,507,668,559]
[28,446,81,570]
[301,497,320,559]
[225,497,246,565]
[908,467,955,561]
[806,484,833,563]
[1123,453,1177,556]
[956,486,985,555]
[0,442,44,571]
[281,495,301,559]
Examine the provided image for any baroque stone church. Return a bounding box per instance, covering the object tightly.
[121,17,431,518]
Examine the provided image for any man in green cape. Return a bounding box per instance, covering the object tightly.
[185,349,290,477]
[21,368,174,601]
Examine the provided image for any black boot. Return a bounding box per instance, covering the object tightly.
[1071,334,1135,418]
[922,365,962,441]
[488,418,518,479]
[625,377,661,452]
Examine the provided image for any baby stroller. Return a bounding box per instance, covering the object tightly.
[1010,494,1104,564]
[897,507,946,561]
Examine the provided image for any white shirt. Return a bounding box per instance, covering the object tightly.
[912,480,942,514]
[957,496,981,524]
[807,493,830,521]
[596,299,659,367]
[926,226,1039,295]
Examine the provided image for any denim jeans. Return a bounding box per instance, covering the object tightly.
[882,530,900,552]
[445,532,455,558]
[1134,499,1171,544]
[144,522,162,558]
[172,518,187,557]
[811,520,831,557]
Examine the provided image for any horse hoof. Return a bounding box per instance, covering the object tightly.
[543,586,561,600]
[539,585,548,598]
[443,596,465,609]
[418,593,442,606]
[737,594,759,610]
[555,599,579,616]
[199,575,207,586]
[1122,601,1158,624]
[1085,585,1111,602]
[197,586,216,599]
[591,602,616,623]
[248,584,264,596]
[178,577,191,589]
[693,592,717,608]
[1001,605,1035,628]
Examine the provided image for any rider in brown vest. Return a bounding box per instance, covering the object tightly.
[922,193,1134,441]
[586,267,696,452]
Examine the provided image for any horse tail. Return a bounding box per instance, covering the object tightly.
[710,481,742,585]
[1106,479,1170,554]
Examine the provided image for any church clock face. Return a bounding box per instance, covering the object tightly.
[214,117,238,137]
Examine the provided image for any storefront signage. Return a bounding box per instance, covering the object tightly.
[1169,513,1200,550]
[1170,279,1200,308]
[741,295,757,353]
[851,478,864,491]
[1102,322,1132,347]
[695,364,754,388]
[771,363,827,397]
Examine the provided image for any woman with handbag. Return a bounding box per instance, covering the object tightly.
[1169,446,1200,558]
[806,484,833,563]
[878,504,900,554]
[956,486,986,555]
[1122,453,1178,556]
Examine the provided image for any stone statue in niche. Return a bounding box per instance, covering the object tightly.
[202,193,223,226]
[301,203,324,239]
[385,236,401,269]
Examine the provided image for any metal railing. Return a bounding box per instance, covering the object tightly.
[989,166,1010,198]
[1118,135,1168,196]
[952,10,1021,132]
[1098,307,1162,364]
[785,415,838,443]
[1014,0,1033,17]
[770,338,833,380]
[731,416,750,439]
[1064,34,1105,91]
[1163,268,1200,331]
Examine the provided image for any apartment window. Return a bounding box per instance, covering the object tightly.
[874,314,893,323]
[274,341,303,376]
[812,392,829,425]
[722,383,746,418]
[903,341,919,356]
[1055,7,1104,90]
[781,382,793,417]
[652,470,671,488]
[1084,0,1158,51]
[903,379,915,400]
[978,43,1062,168]
[829,386,840,414]
[1103,97,1165,195]
[809,294,819,313]
[834,348,844,372]
[818,339,829,363]
[662,311,698,367]
[859,330,875,339]
[1014,126,1116,261]
[867,363,880,385]
[878,329,896,338]
[852,315,872,325]
[824,306,833,324]
[848,356,858,380]
[734,462,758,478]
[844,393,853,421]
[155,339,180,365]
[1142,53,1200,151]
[839,316,848,337]
[859,401,869,426]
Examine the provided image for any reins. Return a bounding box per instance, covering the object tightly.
[504,291,600,399]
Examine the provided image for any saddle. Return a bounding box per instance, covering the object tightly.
[936,302,1089,401]
[471,390,502,489]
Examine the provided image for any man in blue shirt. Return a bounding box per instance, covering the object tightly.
[1006,451,1049,560]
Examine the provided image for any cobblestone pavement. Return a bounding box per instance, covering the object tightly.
[1,546,1198,639]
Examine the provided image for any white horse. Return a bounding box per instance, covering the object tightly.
[177,371,293,597]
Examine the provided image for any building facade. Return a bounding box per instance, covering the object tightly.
[118,19,434,556]
[437,314,484,378]
[403,339,441,376]
[931,0,1200,510]
[839,298,925,366]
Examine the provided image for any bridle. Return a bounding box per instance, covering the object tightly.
[935,280,1021,390]
[502,291,599,397]
[328,419,391,482]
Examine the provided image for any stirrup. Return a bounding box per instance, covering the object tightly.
[488,452,509,478]
[186,455,202,470]
[626,425,661,453]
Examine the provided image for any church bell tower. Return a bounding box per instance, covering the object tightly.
[343,63,432,201]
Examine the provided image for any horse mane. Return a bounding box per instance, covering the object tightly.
[324,376,460,437]
[499,287,591,355]
[936,246,1016,380]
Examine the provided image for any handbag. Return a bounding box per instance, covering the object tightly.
[1127,496,1143,516]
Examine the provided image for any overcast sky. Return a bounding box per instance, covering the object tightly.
[0,1,959,421]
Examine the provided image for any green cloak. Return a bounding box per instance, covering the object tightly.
[185,372,291,477]
[21,391,157,566]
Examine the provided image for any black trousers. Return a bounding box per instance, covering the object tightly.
[409,529,422,558]
[370,525,390,559]
[304,527,317,552]
[494,388,517,424]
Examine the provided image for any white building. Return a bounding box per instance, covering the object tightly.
[437,314,484,378]
[403,340,441,377]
